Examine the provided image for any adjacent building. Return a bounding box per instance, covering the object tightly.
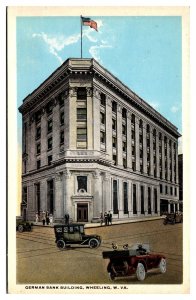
[19,58,181,222]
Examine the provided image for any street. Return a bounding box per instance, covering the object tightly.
[16,219,182,285]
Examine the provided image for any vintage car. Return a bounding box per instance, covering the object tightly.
[16,218,32,233]
[102,243,166,281]
[54,223,101,249]
[163,212,183,225]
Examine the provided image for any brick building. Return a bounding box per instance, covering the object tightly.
[19,58,181,222]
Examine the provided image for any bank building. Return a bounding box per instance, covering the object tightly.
[19,58,181,223]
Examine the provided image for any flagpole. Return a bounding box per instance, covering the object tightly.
[80,15,82,58]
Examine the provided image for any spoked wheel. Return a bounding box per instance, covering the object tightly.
[109,272,115,281]
[18,225,24,233]
[56,239,66,250]
[159,258,167,273]
[136,263,146,281]
[89,238,99,248]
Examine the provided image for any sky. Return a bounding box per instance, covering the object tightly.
[17,15,182,150]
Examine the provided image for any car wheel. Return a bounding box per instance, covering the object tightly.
[18,225,24,233]
[56,239,66,249]
[109,272,115,281]
[163,219,167,225]
[89,238,99,248]
[136,263,146,281]
[159,258,167,273]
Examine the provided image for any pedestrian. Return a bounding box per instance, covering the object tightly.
[64,212,69,224]
[42,210,46,226]
[46,211,50,225]
[108,211,113,225]
[100,212,103,226]
[104,211,108,226]
[35,212,39,224]
[49,214,53,226]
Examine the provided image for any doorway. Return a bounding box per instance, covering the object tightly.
[77,203,88,222]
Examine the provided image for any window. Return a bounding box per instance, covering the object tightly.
[100,131,105,144]
[131,114,135,125]
[58,92,65,107]
[165,185,168,194]
[122,124,126,135]
[77,108,87,120]
[47,180,54,214]
[123,158,127,168]
[122,141,126,152]
[112,119,116,130]
[46,101,53,115]
[100,112,105,124]
[36,126,41,140]
[47,119,53,133]
[48,137,52,150]
[112,101,117,113]
[35,110,41,123]
[77,176,87,192]
[77,128,87,141]
[48,155,52,165]
[100,93,106,106]
[112,137,117,148]
[148,187,151,214]
[113,154,117,165]
[77,87,87,100]
[141,186,144,214]
[160,184,163,193]
[113,180,118,214]
[132,161,136,171]
[175,187,177,196]
[154,188,158,214]
[36,143,41,155]
[123,182,128,214]
[37,160,41,169]
[22,186,27,205]
[122,108,127,119]
[133,184,137,214]
[60,111,64,125]
[60,131,64,144]
[35,183,40,214]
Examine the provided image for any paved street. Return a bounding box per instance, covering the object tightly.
[16,219,182,285]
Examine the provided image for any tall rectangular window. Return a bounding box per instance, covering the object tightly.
[48,137,52,150]
[35,183,40,214]
[48,155,52,165]
[60,130,64,144]
[100,131,105,144]
[100,93,106,106]
[36,143,41,155]
[154,188,158,214]
[37,160,41,169]
[113,180,118,214]
[47,119,53,133]
[60,111,64,125]
[123,182,128,214]
[77,108,87,120]
[77,176,87,192]
[100,112,105,124]
[133,184,137,214]
[36,126,41,140]
[47,180,54,214]
[141,185,144,214]
[77,128,87,141]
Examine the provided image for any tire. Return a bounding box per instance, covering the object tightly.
[163,220,167,225]
[136,263,146,281]
[109,272,115,281]
[89,238,99,249]
[56,239,66,249]
[159,258,167,274]
[18,225,24,233]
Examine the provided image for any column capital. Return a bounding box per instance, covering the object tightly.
[106,97,112,107]
[86,87,93,97]
[117,103,122,113]
[93,170,101,179]
[103,172,110,181]
[55,173,63,182]
[63,169,71,179]
[69,87,77,97]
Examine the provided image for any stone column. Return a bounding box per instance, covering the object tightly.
[63,170,72,218]
[126,112,132,170]
[137,183,141,216]
[167,140,170,181]
[118,179,123,218]
[52,99,60,160]
[128,180,133,217]
[29,118,36,170]
[144,185,148,216]
[64,90,70,150]
[40,179,47,211]
[135,116,140,172]
[69,87,77,150]
[41,109,47,167]
[161,137,165,180]
[168,203,171,213]
[54,173,63,220]
[175,142,179,184]
[156,132,160,178]
[87,87,93,150]
[105,97,113,161]
[142,121,147,175]
[93,88,101,152]
[171,140,175,183]
[150,127,154,176]
[93,170,102,218]
[103,172,111,213]
[117,104,123,167]
[151,186,154,215]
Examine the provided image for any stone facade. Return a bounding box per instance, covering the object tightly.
[19,58,181,222]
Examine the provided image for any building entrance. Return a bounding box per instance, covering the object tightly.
[77,203,88,222]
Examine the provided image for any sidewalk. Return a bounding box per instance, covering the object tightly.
[31,215,164,229]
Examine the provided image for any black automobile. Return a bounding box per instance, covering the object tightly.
[16,219,32,232]
[163,212,183,225]
[54,223,101,249]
